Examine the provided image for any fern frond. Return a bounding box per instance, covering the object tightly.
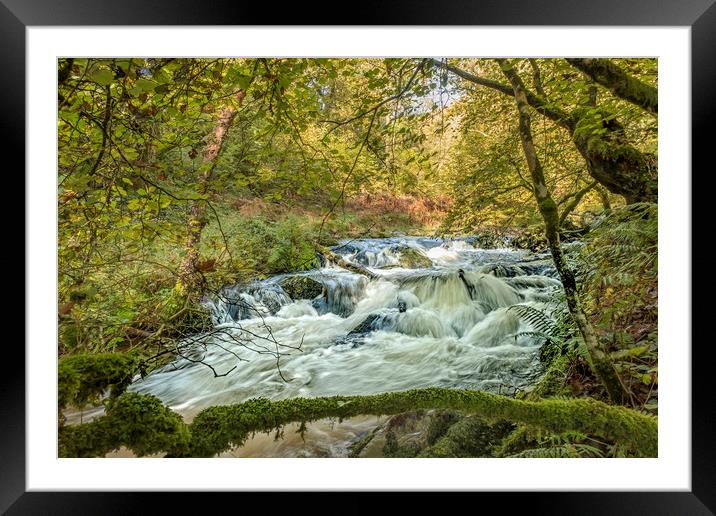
[508,305,556,335]
[509,443,604,458]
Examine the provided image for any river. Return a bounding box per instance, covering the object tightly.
[126,236,562,457]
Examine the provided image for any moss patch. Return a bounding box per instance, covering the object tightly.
[396,247,433,268]
[59,393,190,457]
[185,387,657,457]
[421,417,515,457]
[279,275,324,300]
[58,352,144,410]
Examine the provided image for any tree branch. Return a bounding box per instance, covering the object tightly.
[565,58,657,113]
[320,58,427,135]
[431,58,575,131]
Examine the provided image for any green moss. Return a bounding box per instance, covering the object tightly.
[425,410,462,445]
[105,393,190,457]
[58,352,144,410]
[279,275,324,300]
[421,416,514,457]
[527,352,574,400]
[59,393,189,457]
[58,387,658,458]
[537,197,559,219]
[493,425,539,457]
[185,387,657,457]
[396,247,433,268]
[348,426,381,458]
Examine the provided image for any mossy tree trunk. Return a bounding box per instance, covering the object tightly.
[176,90,246,295]
[433,58,657,204]
[565,58,658,113]
[498,59,630,405]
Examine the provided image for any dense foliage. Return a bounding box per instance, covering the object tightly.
[57,57,658,458]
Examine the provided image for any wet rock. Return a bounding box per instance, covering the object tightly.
[332,334,367,349]
[512,229,549,252]
[419,416,515,457]
[350,409,516,458]
[395,246,433,268]
[354,410,459,458]
[348,313,381,335]
[473,233,500,249]
[279,275,324,300]
[482,263,526,278]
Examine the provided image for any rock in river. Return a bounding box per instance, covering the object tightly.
[279,275,324,300]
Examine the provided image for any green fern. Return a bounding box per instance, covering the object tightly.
[508,443,604,458]
[507,304,582,362]
[508,430,605,458]
[508,305,557,335]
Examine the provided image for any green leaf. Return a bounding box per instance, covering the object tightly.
[134,78,156,92]
[90,68,114,86]
[236,75,253,90]
[153,68,171,84]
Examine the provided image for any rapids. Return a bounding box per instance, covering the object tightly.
[127,236,563,455]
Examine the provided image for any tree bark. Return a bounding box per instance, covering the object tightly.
[498,59,630,405]
[315,244,379,279]
[558,180,597,227]
[571,115,657,204]
[566,58,658,113]
[596,185,612,211]
[176,90,245,295]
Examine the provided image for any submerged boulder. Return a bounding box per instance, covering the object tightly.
[353,410,460,458]
[350,409,515,458]
[279,275,324,300]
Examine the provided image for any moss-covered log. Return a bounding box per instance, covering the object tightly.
[58,352,144,410]
[58,388,657,458]
[315,244,379,279]
[186,387,656,457]
[59,393,190,457]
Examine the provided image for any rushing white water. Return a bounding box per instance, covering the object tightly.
[129,237,561,430]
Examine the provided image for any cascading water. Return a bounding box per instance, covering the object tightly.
[127,236,562,456]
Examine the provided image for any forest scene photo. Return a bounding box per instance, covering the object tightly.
[57,57,658,458]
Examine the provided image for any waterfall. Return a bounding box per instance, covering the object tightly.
[130,236,561,422]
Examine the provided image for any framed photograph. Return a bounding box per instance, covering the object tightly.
[7,0,711,512]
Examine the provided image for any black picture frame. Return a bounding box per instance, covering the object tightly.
[5,1,710,513]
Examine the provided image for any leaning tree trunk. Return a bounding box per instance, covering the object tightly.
[498,59,630,405]
[565,58,658,113]
[176,90,245,295]
[572,128,658,205]
[433,59,657,204]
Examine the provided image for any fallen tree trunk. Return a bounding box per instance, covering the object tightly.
[315,244,379,279]
[59,388,658,457]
